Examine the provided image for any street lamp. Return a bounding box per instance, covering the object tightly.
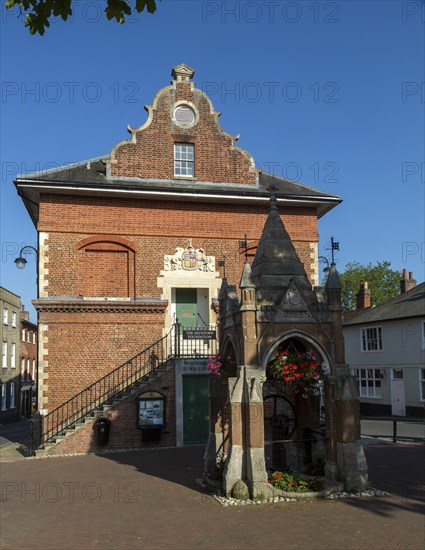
[14,246,38,299]
[14,245,39,415]
[318,256,331,284]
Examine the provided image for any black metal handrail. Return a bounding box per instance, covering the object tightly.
[37,323,218,448]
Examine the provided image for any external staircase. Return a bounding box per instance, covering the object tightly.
[29,323,217,457]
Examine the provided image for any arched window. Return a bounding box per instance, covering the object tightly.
[76,236,136,298]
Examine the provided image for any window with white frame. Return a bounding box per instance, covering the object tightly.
[2,342,7,369]
[21,357,25,380]
[354,368,382,398]
[11,311,16,328]
[3,308,8,325]
[1,383,6,410]
[33,332,36,345]
[361,326,383,352]
[32,359,36,381]
[27,330,31,343]
[174,143,194,177]
[420,369,425,401]
[22,329,26,341]
[27,358,31,378]
[10,383,15,409]
[11,343,16,369]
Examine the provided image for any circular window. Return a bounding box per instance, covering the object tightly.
[173,104,196,127]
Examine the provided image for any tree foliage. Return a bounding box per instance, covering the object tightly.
[339,261,400,311]
[6,0,158,35]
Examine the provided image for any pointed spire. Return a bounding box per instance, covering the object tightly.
[251,185,311,289]
[240,260,254,289]
[325,263,342,289]
[326,263,342,309]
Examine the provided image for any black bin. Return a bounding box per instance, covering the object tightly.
[141,427,162,443]
[93,418,111,446]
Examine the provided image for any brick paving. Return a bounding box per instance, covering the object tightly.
[0,441,424,550]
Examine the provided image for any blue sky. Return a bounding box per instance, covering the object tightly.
[1,0,424,322]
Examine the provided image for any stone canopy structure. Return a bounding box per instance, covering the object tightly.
[205,189,368,497]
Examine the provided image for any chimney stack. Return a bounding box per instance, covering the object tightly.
[400,269,416,293]
[356,281,371,310]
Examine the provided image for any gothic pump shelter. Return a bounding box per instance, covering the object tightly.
[205,191,368,497]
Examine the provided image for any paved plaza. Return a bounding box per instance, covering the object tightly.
[0,422,424,550]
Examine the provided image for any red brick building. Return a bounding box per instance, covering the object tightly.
[15,64,340,455]
[20,305,37,418]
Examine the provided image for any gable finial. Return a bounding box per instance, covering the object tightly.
[172,63,195,82]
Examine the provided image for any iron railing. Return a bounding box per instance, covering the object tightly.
[35,323,218,450]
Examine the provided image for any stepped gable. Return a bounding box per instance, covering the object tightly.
[108,63,257,185]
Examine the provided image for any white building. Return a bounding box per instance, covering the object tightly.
[344,274,425,418]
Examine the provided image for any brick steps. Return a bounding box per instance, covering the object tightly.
[34,362,174,457]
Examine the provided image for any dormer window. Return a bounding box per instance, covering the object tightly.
[174,143,194,178]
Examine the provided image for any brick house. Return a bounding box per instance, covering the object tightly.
[20,305,37,418]
[15,64,341,455]
[1,287,21,423]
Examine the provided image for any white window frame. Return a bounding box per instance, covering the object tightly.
[11,311,16,328]
[32,359,36,381]
[174,143,194,178]
[27,358,31,379]
[1,383,6,411]
[419,368,425,401]
[3,308,8,325]
[2,342,7,369]
[21,357,26,380]
[11,343,16,369]
[22,329,26,342]
[33,332,37,345]
[10,383,15,409]
[354,368,382,398]
[27,330,31,343]
[361,326,383,352]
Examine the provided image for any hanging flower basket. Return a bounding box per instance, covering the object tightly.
[207,354,237,378]
[268,349,325,395]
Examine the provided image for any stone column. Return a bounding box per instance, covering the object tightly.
[204,377,227,483]
[222,375,245,496]
[245,369,274,499]
[334,366,368,491]
[324,376,338,481]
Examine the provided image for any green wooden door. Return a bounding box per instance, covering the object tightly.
[183,375,209,444]
[176,288,198,329]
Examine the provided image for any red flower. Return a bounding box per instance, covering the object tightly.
[275,472,282,479]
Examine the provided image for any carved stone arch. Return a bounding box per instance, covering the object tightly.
[261,329,332,376]
[75,235,137,298]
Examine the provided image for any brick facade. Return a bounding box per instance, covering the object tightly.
[16,64,340,454]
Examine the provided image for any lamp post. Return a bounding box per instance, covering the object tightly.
[318,256,331,283]
[14,246,39,300]
[14,244,39,416]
